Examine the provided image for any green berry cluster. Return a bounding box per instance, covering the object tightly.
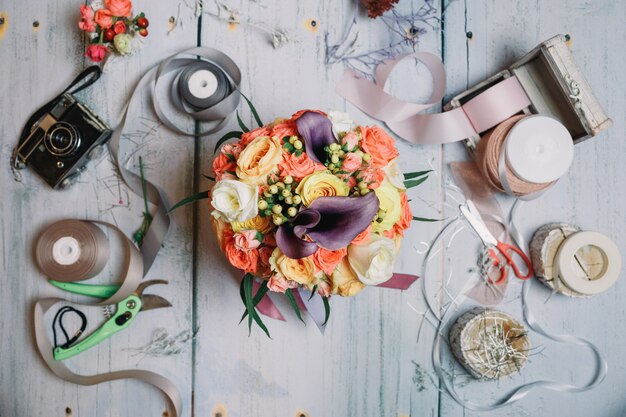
[258,175,303,225]
[282,135,304,156]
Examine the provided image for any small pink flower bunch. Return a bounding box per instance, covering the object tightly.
[78,0,150,63]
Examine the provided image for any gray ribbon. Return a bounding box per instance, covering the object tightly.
[108,47,242,275]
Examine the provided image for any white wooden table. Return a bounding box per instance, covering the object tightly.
[1,1,625,416]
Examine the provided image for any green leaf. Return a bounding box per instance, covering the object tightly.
[240,91,264,127]
[214,130,243,154]
[412,216,443,222]
[133,157,153,247]
[237,111,250,133]
[239,279,270,323]
[169,190,209,212]
[322,296,331,326]
[202,174,216,181]
[308,285,317,301]
[285,289,305,324]
[403,170,432,180]
[404,176,429,189]
[243,274,255,334]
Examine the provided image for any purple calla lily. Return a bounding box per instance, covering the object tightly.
[277,192,380,259]
[295,111,337,164]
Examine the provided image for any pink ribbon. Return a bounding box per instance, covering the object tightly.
[376,273,419,289]
[336,52,531,144]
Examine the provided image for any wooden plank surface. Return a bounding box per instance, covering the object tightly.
[1,0,625,416]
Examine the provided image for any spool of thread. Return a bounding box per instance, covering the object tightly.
[476,114,574,196]
[449,307,531,380]
[35,220,110,282]
[530,224,621,296]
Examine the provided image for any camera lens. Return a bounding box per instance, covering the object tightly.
[44,122,81,157]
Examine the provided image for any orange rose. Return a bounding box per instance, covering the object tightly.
[256,246,275,277]
[239,126,271,147]
[211,217,234,252]
[225,241,259,273]
[291,109,327,120]
[360,126,399,168]
[278,152,325,181]
[271,120,298,139]
[212,153,237,181]
[312,247,347,276]
[94,9,113,29]
[351,224,372,245]
[389,191,412,238]
[105,0,132,17]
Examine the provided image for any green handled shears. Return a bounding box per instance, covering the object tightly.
[48,279,171,361]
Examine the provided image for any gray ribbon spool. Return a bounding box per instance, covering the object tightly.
[177,61,232,110]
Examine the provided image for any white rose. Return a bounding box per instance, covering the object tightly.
[347,234,397,286]
[383,158,406,190]
[327,110,355,138]
[210,179,259,223]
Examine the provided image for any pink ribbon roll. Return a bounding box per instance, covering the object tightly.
[336,52,531,145]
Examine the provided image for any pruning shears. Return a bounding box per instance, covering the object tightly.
[48,279,171,361]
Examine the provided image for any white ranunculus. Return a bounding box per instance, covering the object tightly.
[210,180,259,223]
[327,110,355,138]
[383,158,406,190]
[347,234,397,286]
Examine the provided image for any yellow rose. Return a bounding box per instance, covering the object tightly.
[331,257,365,296]
[236,135,283,185]
[295,171,350,206]
[269,247,318,286]
[372,179,402,233]
[231,214,272,234]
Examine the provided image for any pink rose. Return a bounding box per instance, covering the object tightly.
[85,44,108,63]
[105,0,133,17]
[317,281,331,297]
[234,230,261,251]
[113,20,126,35]
[341,152,363,173]
[221,143,242,158]
[267,273,298,293]
[346,176,357,189]
[341,131,360,150]
[94,9,113,29]
[78,5,96,32]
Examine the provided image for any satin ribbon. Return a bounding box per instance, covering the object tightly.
[33,220,182,417]
[253,273,419,333]
[109,47,242,275]
[421,214,607,411]
[336,52,531,145]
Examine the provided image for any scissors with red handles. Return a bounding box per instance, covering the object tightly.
[459,200,533,284]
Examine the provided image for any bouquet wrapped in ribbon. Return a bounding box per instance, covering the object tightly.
[180,109,430,334]
[78,0,150,63]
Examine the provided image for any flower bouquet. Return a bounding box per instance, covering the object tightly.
[78,0,150,63]
[175,108,430,335]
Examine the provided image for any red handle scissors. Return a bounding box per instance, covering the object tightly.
[460,200,533,284]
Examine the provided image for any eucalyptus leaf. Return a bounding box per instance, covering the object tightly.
[169,190,209,212]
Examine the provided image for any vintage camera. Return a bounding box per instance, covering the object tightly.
[14,93,112,189]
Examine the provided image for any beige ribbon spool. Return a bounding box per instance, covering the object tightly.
[449,307,531,380]
[33,220,182,417]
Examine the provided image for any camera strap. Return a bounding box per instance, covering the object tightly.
[13,66,103,167]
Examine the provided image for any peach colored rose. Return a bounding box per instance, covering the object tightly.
[271,120,298,140]
[341,153,363,173]
[360,126,399,168]
[212,153,237,181]
[231,215,272,234]
[239,126,271,147]
[278,152,325,181]
[389,191,412,238]
[94,9,113,29]
[113,20,126,35]
[317,281,331,297]
[236,136,283,185]
[225,241,259,273]
[105,0,132,17]
[331,257,365,297]
[291,109,327,120]
[234,230,261,251]
[269,247,318,286]
[211,217,234,252]
[351,224,372,245]
[78,5,96,32]
[267,273,299,293]
[341,131,360,150]
[312,247,347,276]
[85,44,108,62]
